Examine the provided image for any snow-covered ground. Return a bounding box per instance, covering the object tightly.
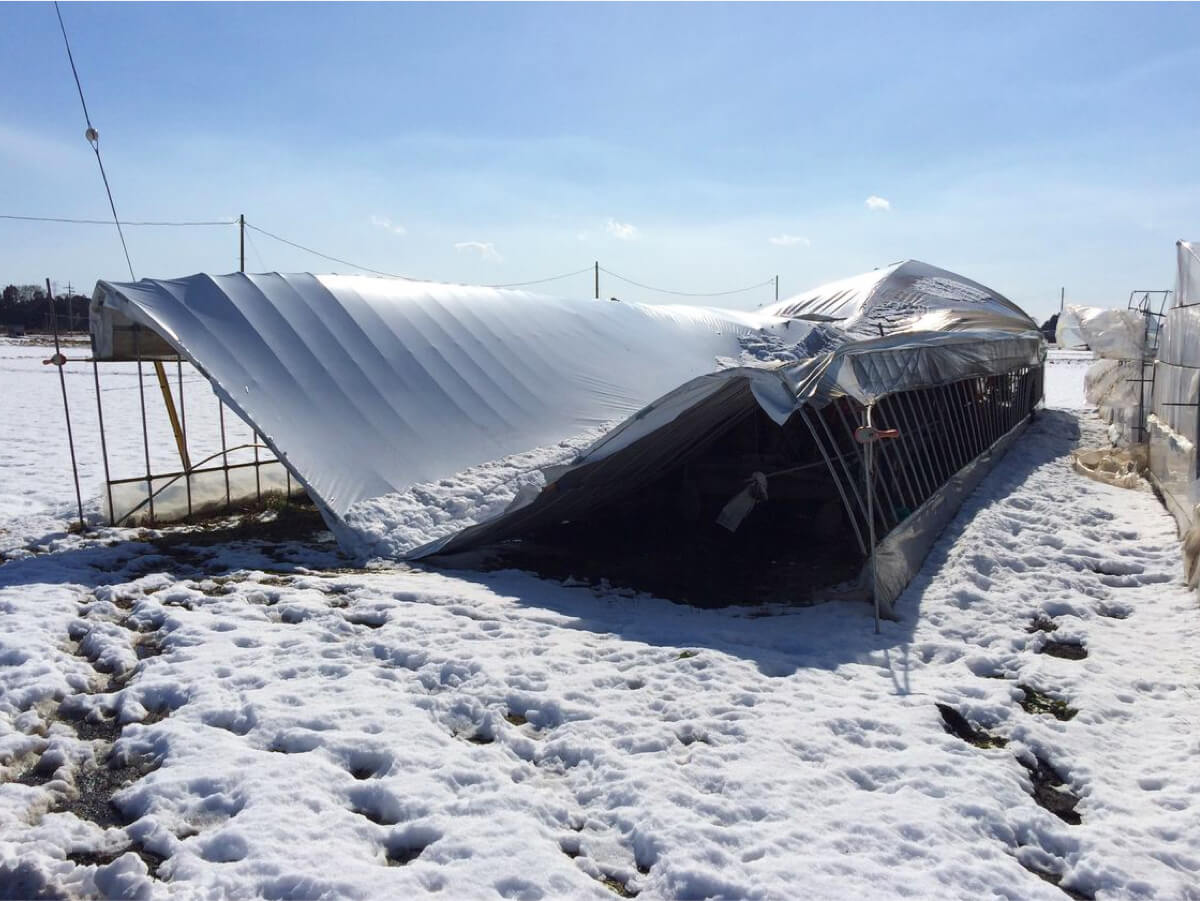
[2,341,1198,900]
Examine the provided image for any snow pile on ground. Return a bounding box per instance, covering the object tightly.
[2,344,1199,900]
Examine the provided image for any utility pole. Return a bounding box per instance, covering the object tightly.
[239,214,246,273]
[594,261,599,300]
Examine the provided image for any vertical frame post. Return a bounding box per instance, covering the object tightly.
[177,358,192,519]
[134,325,155,526]
[218,399,231,509]
[46,278,85,531]
[91,358,115,525]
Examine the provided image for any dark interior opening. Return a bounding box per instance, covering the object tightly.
[452,389,867,608]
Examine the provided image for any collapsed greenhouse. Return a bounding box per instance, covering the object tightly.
[86,259,1045,617]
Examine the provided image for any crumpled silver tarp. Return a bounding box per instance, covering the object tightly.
[763,259,1036,336]
[92,261,1044,609]
[786,330,1045,408]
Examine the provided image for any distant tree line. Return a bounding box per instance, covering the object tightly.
[1,285,90,333]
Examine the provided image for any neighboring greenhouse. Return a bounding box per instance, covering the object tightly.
[85,260,1045,620]
[1149,241,1200,536]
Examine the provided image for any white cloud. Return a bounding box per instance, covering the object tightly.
[605,218,638,240]
[865,195,892,212]
[369,215,407,236]
[768,234,811,247]
[454,241,503,262]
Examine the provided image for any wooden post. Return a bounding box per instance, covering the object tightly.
[153,360,191,471]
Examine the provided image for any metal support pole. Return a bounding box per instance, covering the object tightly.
[811,403,873,532]
[239,214,246,274]
[914,389,953,485]
[936,385,968,473]
[863,403,880,634]
[177,359,192,519]
[889,394,933,501]
[958,379,984,459]
[91,358,115,525]
[797,406,868,555]
[46,278,85,531]
[253,431,262,505]
[833,399,898,529]
[134,326,155,525]
[594,261,599,300]
[876,395,923,508]
[774,275,779,302]
[218,399,231,508]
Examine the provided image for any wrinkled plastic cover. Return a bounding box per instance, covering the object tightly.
[1173,240,1200,309]
[91,273,793,520]
[91,265,1044,557]
[785,330,1045,407]
[763,259,1037,337]
[1055,305,1147,359]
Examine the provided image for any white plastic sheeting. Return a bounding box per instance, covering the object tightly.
[1172,240,1200,310]
[91,263,1043,573]
[91,274,790,522]
[1055,305,1148,359]
[1149,241,1200,535]
[1056,304,1156,446]
[763,259,1036,336]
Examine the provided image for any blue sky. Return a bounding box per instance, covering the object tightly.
[2,2,1197,319]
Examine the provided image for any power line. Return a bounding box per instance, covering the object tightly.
[243,228,268,272]
[245,222,416,280]
[1,214,235,226]
[599,266,776,298]
[484,267,594,289]
[54,1,135,280]
[247,222,590,289]
[12,204,771,300]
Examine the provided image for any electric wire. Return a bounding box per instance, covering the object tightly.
[249,223,591,289]
[11,206,774,299]
[484,267,594,289]
[1,214,235,226]
[599,266,775,298]
[54,1,135,280]
[243,229,269,272]
[244,222,415,279]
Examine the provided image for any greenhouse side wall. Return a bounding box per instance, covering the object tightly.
[1149,241,1200,536]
